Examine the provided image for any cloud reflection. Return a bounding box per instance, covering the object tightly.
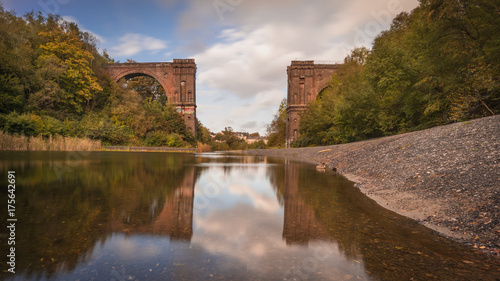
[189,159,370,279]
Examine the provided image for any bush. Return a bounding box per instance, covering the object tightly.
[107,125,133,145]
[39,115,64,137]
[144,131,170,147]
[166,133,183,147]
[197,142,211,152]
[2,112,37,137]
[79,113,115,141]
[62,118,80,137]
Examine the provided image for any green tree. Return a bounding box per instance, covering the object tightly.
[196,119,213,144]
[0,6,33,114]
[215,127,245,150]
[266,98,287,147]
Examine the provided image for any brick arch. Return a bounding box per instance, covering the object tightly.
[104,59,197,137]
[112,69,173,102]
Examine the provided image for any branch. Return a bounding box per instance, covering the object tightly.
[481,101,495,116]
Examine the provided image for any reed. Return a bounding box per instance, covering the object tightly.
[0,131,102,151]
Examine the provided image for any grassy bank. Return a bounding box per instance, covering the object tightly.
[0,131,102,151]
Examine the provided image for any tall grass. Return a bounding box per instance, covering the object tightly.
[0,131,102,151]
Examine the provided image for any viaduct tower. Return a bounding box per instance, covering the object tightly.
[105,59,197,137]
[286,61,340,147]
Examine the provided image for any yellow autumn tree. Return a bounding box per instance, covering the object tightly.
[36,23,102,115]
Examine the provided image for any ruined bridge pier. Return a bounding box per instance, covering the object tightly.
[286,61,340,147]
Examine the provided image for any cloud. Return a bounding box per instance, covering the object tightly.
[109,33,168,57]
[195,27,302,99]
[228,183,281,213]
[241,121,257,130]
[197,89,283,134]
[61,15,107,44]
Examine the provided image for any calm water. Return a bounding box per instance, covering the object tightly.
[0,151,499,281]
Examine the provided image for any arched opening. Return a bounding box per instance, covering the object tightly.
[118,74,167,104]
[316,85,332,101]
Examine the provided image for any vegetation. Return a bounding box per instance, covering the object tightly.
[266,98,287,148]
[0,131,101,151]
[0,6,202,149]
[292,0,499,147]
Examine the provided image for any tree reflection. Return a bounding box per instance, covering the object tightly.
[108,167,195,241]
[0,152,198,279]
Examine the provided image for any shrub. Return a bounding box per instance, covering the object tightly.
[166,133,183,147]
[2,112,37,137]
[144,131,170,147]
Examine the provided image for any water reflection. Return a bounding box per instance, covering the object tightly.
[0,151,498,281]
[0,152,199,280]
[107,167,195,241]
[283,159,329,245]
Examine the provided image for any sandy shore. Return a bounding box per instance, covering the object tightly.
[247,115,500,257]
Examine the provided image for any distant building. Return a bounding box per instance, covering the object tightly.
[246,136,268,145]
[234,132,249,139]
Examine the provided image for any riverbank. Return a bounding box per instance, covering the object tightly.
[247,115,500,257]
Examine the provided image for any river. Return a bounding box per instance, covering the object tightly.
[0,151,498,280]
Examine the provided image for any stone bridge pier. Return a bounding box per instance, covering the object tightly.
[105,59,197,137]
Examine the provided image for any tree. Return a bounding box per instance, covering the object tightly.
[0,6,33,114]
[196,119,213,144]
[214,127,245,150]
[33,24,102,115]
[266,98,287,147]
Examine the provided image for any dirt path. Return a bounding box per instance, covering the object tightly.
[247,115,500,257]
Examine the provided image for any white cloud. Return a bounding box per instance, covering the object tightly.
[109,33,168,57]
[61,15,107,44]
[228,183,281,213]
[197,89,284,134]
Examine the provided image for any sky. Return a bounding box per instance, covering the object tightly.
[2,0,419,135]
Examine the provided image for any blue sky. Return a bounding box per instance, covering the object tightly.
[2,0,419,135]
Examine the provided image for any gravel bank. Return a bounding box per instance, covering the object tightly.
[248,115,500,257]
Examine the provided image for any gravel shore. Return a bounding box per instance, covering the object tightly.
[248,115,500,257]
